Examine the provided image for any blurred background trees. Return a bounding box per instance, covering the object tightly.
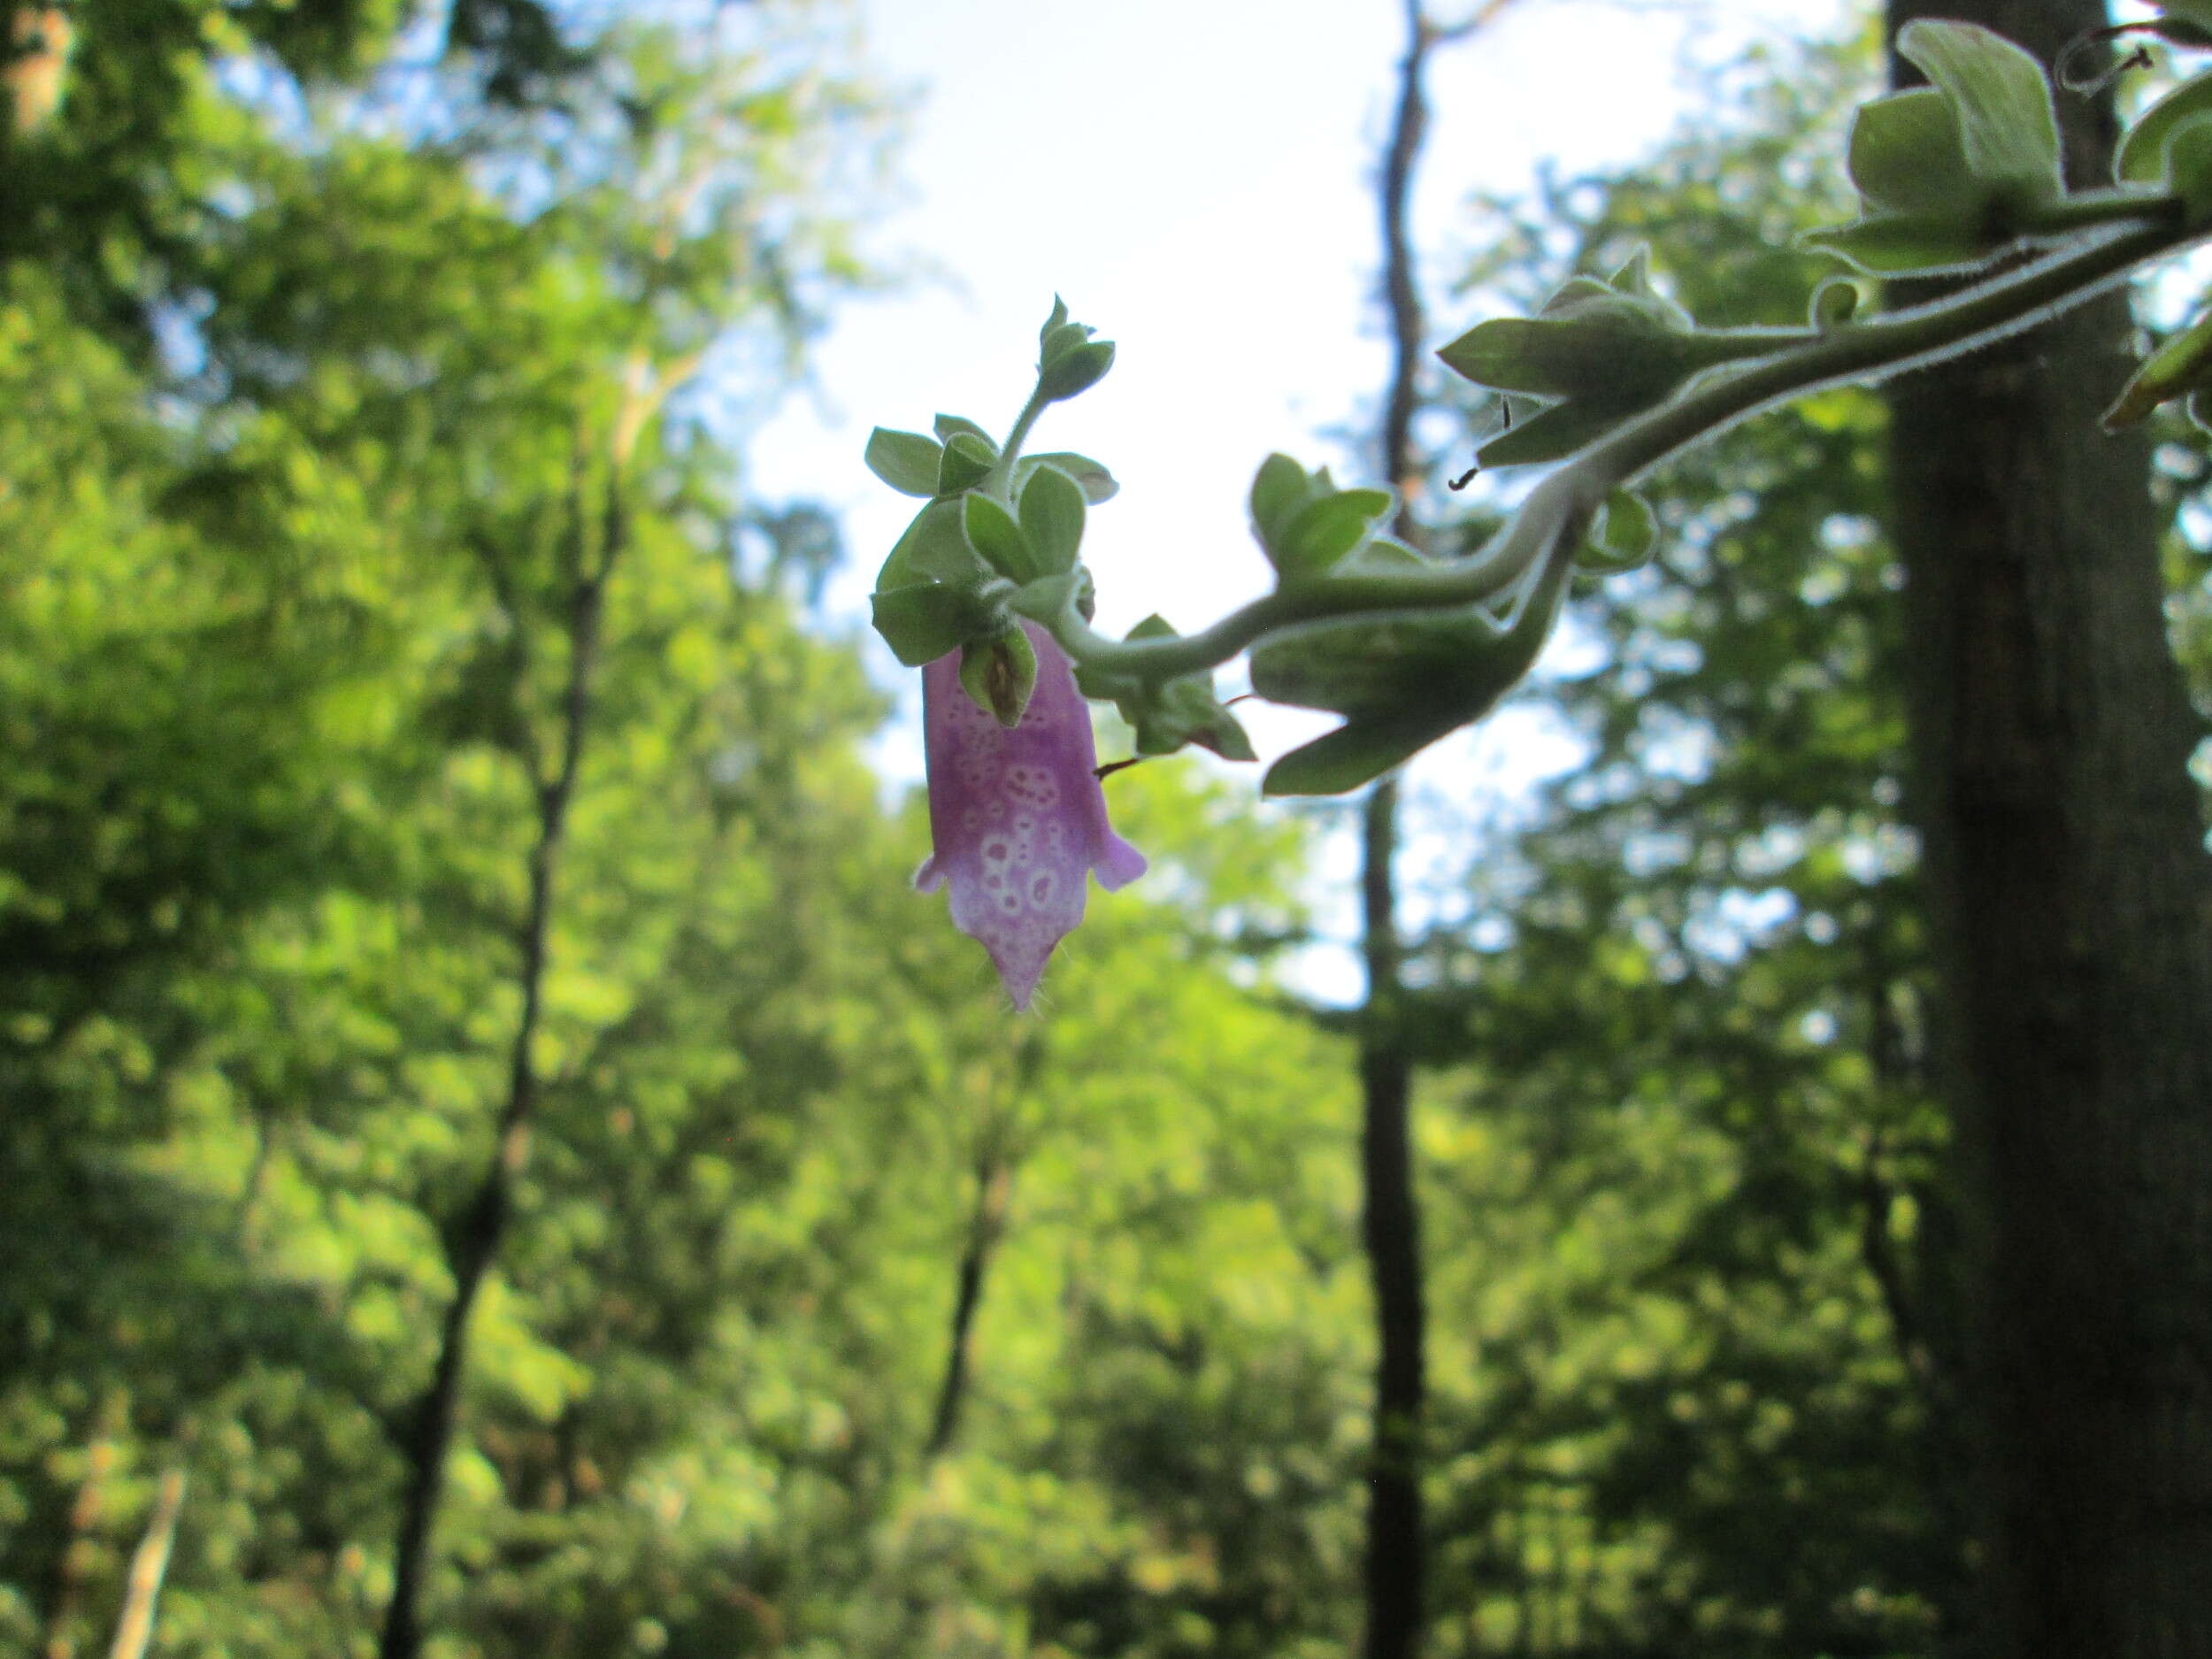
[2,3,2205,1656]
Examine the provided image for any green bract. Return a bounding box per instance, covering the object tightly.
[1246,453,1395,581]
[871,580,1004,668]
[1805,20,2079,275]
[1075,617,1255,762]
[1250,532,1578,796]
[864,426,943,497]
[958,624,1039,726]
[1577,489,1655,575]
[2102,300,2212,428]
[867,303,1121,690]
[1438,251,1778,467]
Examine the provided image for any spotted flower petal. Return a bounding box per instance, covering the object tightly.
[917,620,1146,1009]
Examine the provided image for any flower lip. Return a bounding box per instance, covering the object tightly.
[918,619,1145,1009]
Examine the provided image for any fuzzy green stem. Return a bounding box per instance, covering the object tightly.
[1041,204,2191,682]
[987,385,1051,502]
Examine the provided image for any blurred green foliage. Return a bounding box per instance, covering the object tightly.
[17,8,2209,1658]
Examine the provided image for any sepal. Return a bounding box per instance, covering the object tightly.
[938,431,998,495]
[1252,516,1583,795]
[872,581,1004,667]
[2102,303,2212,428]
[864,427,945,497]
[1806,22,2078,276]
[1578,489,1656,573]
[958,625,1039,727]
[1075,617,1256,762]
[1245,453,1394,579]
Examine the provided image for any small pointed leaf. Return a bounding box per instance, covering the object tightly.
[1273,488,1394,580]
[1038,340,1115,403]
[872,582,1001,666]
[938,431,997,495]
[964,490,1041,582]
[2116,69,2212,184]
[1897,19,2062,204]
[1021,452,1118,503]
[934,414,997,448]
[1248,452,1311,550]
[879,497,990,589]
[1801,214,2001,275]
[958,625,1038,726]
[1844,88,1979,215]
[1018,463,1086,575]
[865,427,946,497]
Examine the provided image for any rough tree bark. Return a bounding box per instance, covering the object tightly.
[1881,4,2212,1655]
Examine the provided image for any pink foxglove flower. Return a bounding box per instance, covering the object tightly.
[917,620,1146,1010]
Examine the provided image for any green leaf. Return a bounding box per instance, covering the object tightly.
[958,625,1037,726]
[1474,397,1641,468]
[937,430,997,495]
[2102,303,2212,428]
[2116,69,2212,185]
[2156,1,2212,35]
[963,490,1041,582]
[1018,463,1086,576]
[1843,88,1978,216]
[871,582,999,666]
[1439,310,1687,400]
[878,497,989,588]
[1041,319,1094,365]
[1252,530,1581,795]
[1261,710,1445,797]
[864,427,945,497]
[1021,451,1119,503]
[1038,294,1069,346]
[1801,214,2001,276]
[1896,19,2062,205]
[1075,617,1256,761]
[1579,489,1655,573]
[2170,114,2212,219]
[1272,488,1393,581]
[1248,452,1311,550]
[933,413,997,449]
[1038,339,1115,403]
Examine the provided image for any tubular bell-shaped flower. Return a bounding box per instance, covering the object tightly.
[917,619,1146,1010]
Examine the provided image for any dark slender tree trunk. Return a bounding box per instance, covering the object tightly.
[1882,4,2212,1655]
[1357,7,1441,1654]
[1359,779,1425,1659]
[925,1158,1010,1459]
[379,481,620,1659]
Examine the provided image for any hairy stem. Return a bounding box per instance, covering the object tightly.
[1036,206,2191,683]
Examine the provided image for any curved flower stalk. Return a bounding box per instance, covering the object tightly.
[917,619,1147,1010]
[868,18,2212,998]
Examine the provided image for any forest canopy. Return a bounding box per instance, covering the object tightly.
[4,4,2208,1659]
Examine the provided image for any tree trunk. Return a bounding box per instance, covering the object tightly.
[379,479,620,1659]
[925,1158,1010,1459]
[1882,4,2212,1655]
[42,1394,125,1659]
[104,1466,184,1659]
[1356,4,1443,1652]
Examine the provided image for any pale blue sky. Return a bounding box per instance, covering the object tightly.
[748,0,1855,987]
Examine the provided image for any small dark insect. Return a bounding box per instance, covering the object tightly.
[1448,400,1513,489]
